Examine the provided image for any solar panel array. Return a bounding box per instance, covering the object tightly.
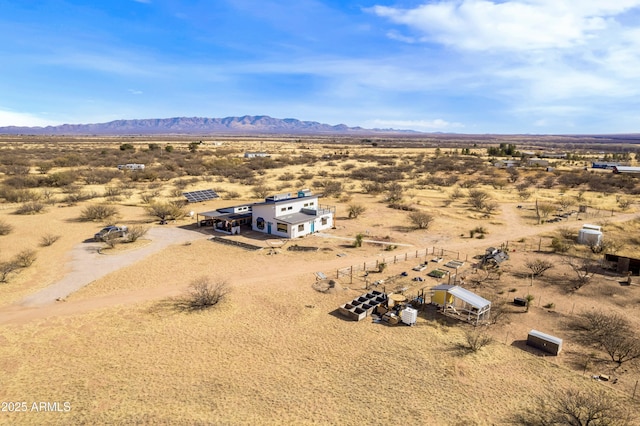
[183,189,219,203]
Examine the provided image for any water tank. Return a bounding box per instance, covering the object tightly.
[401,307,418,326]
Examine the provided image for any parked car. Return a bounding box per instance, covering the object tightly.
[94,225,128,242]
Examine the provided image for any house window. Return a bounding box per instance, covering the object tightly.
[321,217,328,225]
[280,207,287,212]
[277,223,288,233]
[304,203,309,207]
[298,224,304,232]
[256,217,265,230]
[287,206,293,210]
[310,202,314,206]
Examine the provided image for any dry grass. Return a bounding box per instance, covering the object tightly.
[1,137,639,424]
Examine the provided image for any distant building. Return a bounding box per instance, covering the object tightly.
[494,159,520,168]
[117,163,145,171]
[540,152,567,159]
[526,158,549,167]
[612,166,640,175]
[592,161,621,169]
[244,152,270,158]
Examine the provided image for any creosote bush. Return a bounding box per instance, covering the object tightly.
[183,277,230,310]
[0,220,13,236]
[15,202,46,215]
[80,204,119,222]
[40,234,61,247]
[126,225,148,243]
[14,249,37,268]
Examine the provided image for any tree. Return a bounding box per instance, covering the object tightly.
[535,199,556,224]
[183,277,230,310]
[525,294,535,312]
[408,211,434,230]
[146,201,185,223]
[468,189,490,211]
[252,184,272,199]
[518,388,629,426]
[578,311,640,365]
[564,255,598,290]
[525,258,554,277]
[347,204,366,219]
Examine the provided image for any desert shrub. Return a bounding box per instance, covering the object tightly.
[182,277,230,310]
[15,202,46,215]
[464,329,492,352]
[550,237,571,253]
[354,233,364,248]
[525,258,554,277]
[0,220,13,236]
[408,211,434,230]
[103,186,123,197]
[125,225,148,243]
[361,181,386,194]
[40,233,61,247]
[80,204,119,222]
[14,249,37,268]
[278,172,296,181]
[252,184,272,199]
[0,187,41,203]
[146,201,185,223]
[82,169,119,185]
[347,204,366,219]
[378,262,387,273]
[0,261,19,283]
[120,143,135,151]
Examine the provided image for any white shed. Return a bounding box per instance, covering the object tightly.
[578,224,603,246]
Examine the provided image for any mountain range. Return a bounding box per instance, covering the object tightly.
[0,115,415,135]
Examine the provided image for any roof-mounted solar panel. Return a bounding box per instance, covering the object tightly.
[183,189,219,203]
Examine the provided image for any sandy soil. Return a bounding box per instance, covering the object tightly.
[1,152,639,424]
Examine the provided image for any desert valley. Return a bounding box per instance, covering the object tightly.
[1,133,640,425]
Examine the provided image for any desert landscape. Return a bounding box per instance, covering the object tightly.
[1,134,640,425]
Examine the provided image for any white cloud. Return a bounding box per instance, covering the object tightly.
[370,0,640,51]
[128,89,143,95]
[368,118,465,131]
[0,109,60,127]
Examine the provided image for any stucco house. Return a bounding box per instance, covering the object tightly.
[251,190,334,238]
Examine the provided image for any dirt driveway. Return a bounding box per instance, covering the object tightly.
[18,226,206,307]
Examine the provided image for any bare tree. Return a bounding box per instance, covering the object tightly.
[525,258,554,277]
[518,388,629,426]
[408,211,434,230]
[578,311,640,365]
[468,189,490,211]
[564,255,598,290]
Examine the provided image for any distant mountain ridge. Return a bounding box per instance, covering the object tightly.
[0,115,415,135]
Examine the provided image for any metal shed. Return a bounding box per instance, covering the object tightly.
[527,329,563,355]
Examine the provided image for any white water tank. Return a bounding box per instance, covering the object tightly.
[401,307,418,326]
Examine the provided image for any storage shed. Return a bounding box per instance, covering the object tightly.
[527,329,563,355]
[577,224,603,246]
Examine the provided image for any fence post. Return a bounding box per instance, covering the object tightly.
[350,266,353,284]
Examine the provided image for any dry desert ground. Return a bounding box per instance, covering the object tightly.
[0,136,640,425]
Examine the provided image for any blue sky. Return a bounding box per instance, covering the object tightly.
[2,0,640,134]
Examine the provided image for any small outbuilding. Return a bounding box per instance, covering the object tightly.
[527,329,562,355]
[577,224,603,246]
[431,284,491,325]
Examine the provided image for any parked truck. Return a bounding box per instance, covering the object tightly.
[94,225,128,242]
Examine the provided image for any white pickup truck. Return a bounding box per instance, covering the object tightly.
[94,225,128,242]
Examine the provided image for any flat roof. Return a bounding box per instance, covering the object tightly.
[276,212,316,225]
[447,286,491,310]
[529,329,563,345]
